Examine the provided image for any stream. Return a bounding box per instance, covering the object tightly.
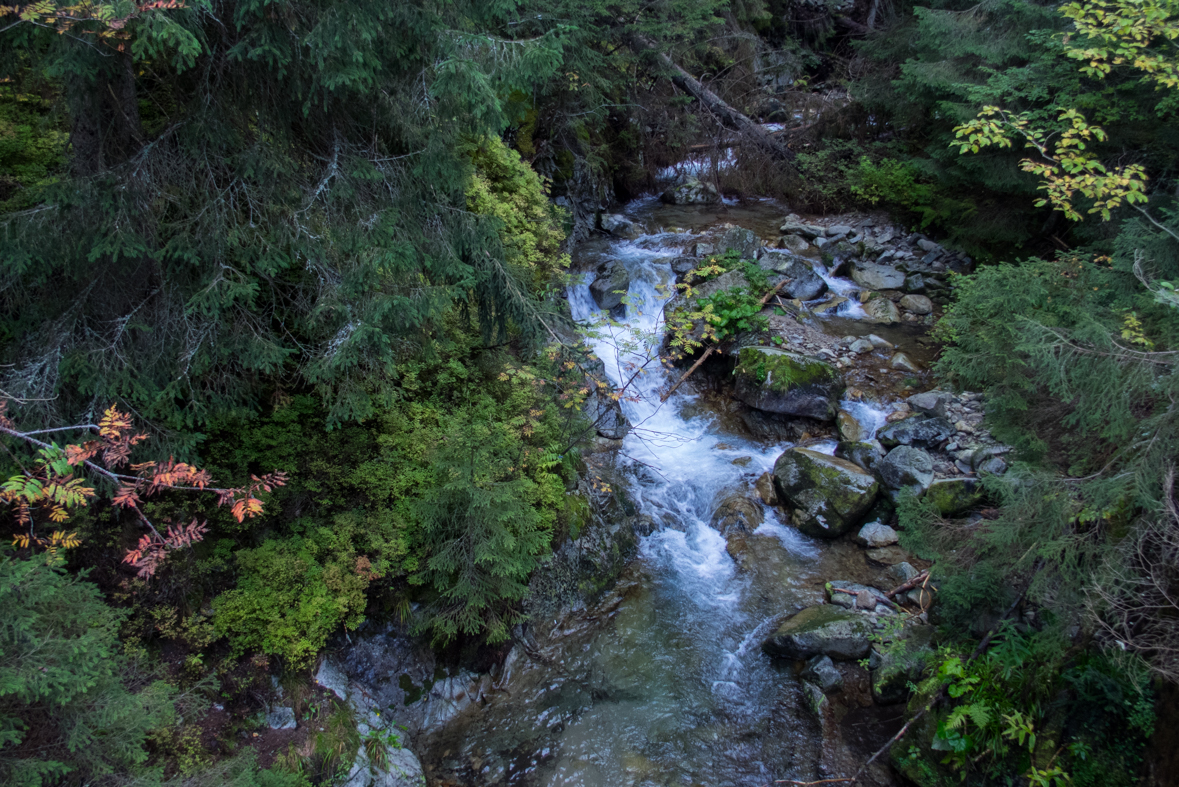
[416,201,913,786]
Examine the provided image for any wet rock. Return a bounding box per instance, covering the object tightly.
[871,626,934,705]
[759,254,827,300]
[849,338,874,354]
[716,226,760,260]
[827,581,893,612]
[589,262,630,315]
[772,447,879,539]
[855,521,899,548]
[710,493,765,537]
[733,346,845,420]
[780,214,826,239]
[878,415,955,449]
[867,334,893,349]
[778,234,810,254]
[762,604,876,661]
[866,546,910,566]
[925,477,984,516]
[835,440,885,472]
[661,177,721,205]
[877,446,934,494]
[755,472,779,506]
[671,256,698,277]
[906,390,951,418]
[802,654,844,693]
[693,242,715,257]
[836,410,867,442]
[886,562,921,585]
[267,706,297,730]
[851,262,906,291]
[811,296,848,316]
[585,389,630,440]
[899,294,933,315]
[600,213,642,239]
[802,681,828,717]
[888,351,922,372]
[862,295,901,324]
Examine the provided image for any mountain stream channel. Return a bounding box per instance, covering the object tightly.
[315,198,993,787]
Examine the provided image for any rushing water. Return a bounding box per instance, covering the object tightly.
[419,203,896,787]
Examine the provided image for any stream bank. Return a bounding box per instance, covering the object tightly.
[314,198,1008,787]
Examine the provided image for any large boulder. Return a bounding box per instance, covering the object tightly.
[585,390,630,440]
[661,177,721,205]
[851,262,906,291]
[759,253,828,300]
[716,226,760,260]
[772,447,880,538]
[779,234,811,254]
[733,347,844,421]
[878,415,955,449]
[762,605,876,661]
[877,446,934,494]
[589,262,630,316]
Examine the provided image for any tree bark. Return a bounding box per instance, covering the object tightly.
[628,34,796,164]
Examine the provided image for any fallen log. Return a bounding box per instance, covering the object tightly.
[629,34,796,164]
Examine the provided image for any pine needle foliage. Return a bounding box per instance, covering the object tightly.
[0,555,175,786]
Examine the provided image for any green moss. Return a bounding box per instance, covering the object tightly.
[735,347,838,392]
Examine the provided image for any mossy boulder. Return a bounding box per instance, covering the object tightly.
[862,293,901,324]
[925,477,984,516]
[716,226,760,260]
[733,347,844,420]
[762,604,876,661]
[772,447,880,538]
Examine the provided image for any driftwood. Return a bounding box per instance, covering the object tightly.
[885,570,931,599]
[629,33,796,163]
[659,279,791,402]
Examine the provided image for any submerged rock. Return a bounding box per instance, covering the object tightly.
[733,346,844,420]
[762,604,875,661]
[772,447,879,538]
[710,493,765,537]
[889,351,922,372]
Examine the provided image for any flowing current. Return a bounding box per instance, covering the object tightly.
[419,205,894,786]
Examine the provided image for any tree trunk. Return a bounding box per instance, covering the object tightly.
[628,34,796,164]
